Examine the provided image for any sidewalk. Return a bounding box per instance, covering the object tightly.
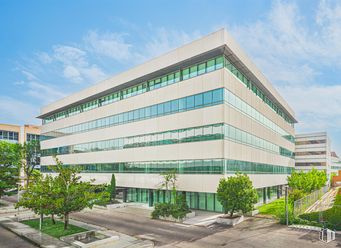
[306,187,339,213]
[0,214,154,248]
[0,216,71,248]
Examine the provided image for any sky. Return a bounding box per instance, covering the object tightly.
[1,0,341,151]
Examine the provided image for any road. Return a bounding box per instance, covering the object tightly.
[72,207,341,248]
[71,207,225,246]
[175,217,341,248]
[0,225,37,248]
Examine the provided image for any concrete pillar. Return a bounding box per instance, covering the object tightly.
[263,188,266,204]
[148,189,154,207]
[123,188,127,202]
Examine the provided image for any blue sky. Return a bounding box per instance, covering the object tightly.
[1,0,341,151]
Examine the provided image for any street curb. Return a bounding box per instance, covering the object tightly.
[0,218,41,247]
[0,218,71,248]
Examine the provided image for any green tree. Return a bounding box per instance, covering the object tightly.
[53,157,109,230]
[108,174,116,202]
[16,172,58,225]
[0,141,21,197]
[287,169,327,193]
[217,173,258,217]
[20,140,40,188]
[160,170,177,203]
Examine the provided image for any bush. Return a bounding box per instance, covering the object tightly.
[151,194,190,220]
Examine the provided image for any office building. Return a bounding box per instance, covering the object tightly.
[39,29,296,211]
[295,132,332,179]
[0,123,40,144]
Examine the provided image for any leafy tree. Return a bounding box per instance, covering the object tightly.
[52,157,109,230]
[152,171,190,220]
[16,173,59,224]
[0,141,21,197]
[108,174,116,202]
[287,169,327,193]
[160,170,177,203]
[20,140,40,188]
[217,173,258,217]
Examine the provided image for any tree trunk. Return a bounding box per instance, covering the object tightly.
[64,213,69,230]
[40,213,44,224]
[230,208,234,217]
[51,214,55,224]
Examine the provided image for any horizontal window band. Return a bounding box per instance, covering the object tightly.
[42,87,294,144]
[41,158,294,175]
[42,55,294,126]
[41,123,294,158]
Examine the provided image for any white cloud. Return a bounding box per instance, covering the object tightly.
[0,96,40,125]
[226,0,341,152]
[36,52,53,64]
[83,30,134,61]
[26,81,66,105]
[63,65,82,82]
[143,27,201,59]
[53,45,87,66]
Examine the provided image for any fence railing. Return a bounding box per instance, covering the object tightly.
[293,186,329,216]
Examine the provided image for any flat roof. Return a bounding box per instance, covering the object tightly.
[38,28,297,122]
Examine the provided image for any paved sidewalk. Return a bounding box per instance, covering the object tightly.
[307,187,339,213]
[0,216,71,248]
[183,210,221,226]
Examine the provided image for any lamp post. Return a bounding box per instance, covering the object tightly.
[285,186,289,226]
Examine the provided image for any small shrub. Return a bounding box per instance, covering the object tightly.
[151,194,190,220]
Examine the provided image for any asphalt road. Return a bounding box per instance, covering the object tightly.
[71,208,225,246]
[72,207,341,248]
[0,225,37,248]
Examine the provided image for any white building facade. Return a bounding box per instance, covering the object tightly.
[39,29,296,211]
[295,132,332,179]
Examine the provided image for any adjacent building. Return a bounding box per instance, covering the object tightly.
[39,29,297,211]
[331,151,341,173]
[0,123,40,144]
[295,132,332,179]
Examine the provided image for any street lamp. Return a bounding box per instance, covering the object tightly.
[285,185,289,226]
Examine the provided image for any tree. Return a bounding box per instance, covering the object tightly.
[160,170,177,203]
[108,174,116,202]
[16,172,59,225]
[217,173,258,217]
[20,140,40,188]
[52,157,109,230]
[287,169,327,193]
[0,141,21,197]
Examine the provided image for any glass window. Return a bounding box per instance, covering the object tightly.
[182,68,189,80]
[207,59,215,72]
[174,71,180,82]
[198,63,206,75]
[151,105,157,116]
[171,100,179,112]
[186,96,195,109]
[157,104,164,115]
[212,89,223,103]
[195,94,203,107]
[164,101,171,113]
[179,98,186,111]
[154,79,161,89]
[189,65,198,78]
[203,91,213,105]
[161,76,167,87]
[215,56,224,69]
[167,74,175,85]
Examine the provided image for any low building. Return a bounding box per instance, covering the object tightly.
[39,29,297,211]
[0,124,40,144]
[295,132,332,179]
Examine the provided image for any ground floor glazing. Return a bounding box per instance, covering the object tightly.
[123,185,284,212]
